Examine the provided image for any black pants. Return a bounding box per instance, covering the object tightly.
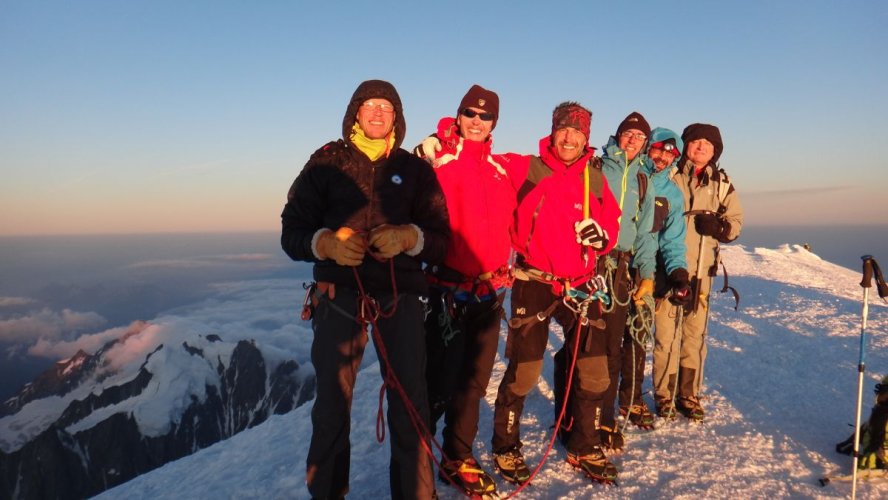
[305,287,434,500]
[553,255,631,430]
[492,279,608,456]
[425,287,503,460]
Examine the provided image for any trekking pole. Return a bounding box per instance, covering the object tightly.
[851,255,888,499]
[667,303,684,413]
[685,210,715,316]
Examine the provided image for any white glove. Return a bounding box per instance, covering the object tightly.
[413,134,442,164]
[574,218,608,250]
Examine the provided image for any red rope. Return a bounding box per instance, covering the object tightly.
[350,262,473,496]
[503,312,585,498]
[353,255,594,498]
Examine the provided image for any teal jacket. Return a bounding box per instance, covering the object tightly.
[600,136,657,279]
[643,161,688,275]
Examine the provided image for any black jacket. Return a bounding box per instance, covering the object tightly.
[281,80,449,294]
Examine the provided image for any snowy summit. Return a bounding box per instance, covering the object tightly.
[78,245,888,498]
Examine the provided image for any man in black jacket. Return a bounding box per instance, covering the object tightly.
[281,79,450,500]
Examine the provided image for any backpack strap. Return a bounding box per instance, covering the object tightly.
[636,170,648,205]
[715,168,734,215]
[516,156,553,205]
[586,156,604,202]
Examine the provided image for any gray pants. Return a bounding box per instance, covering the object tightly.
[652,274,712,401]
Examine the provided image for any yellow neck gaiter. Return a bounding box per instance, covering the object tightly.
[350,123,395,161]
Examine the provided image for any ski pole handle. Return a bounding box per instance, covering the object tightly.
[860,255,874,289]
[870,258,888,299]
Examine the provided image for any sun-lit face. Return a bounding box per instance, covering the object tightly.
[686,138,715,167]
[456,107,493,142]
[618,129,647,161]
[551,127,587,164]
[355,99,395,139]
[649,145,678,171]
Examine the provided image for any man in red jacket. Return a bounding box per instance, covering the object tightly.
[491,102,623,484]
[417,84,527,497]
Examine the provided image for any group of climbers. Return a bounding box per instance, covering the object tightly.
[281,80,744,499]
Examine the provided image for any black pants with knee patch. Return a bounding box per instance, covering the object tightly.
[492,279,608,455]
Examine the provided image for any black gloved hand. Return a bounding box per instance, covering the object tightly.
[668,268,692,307]
[694,213,724,237]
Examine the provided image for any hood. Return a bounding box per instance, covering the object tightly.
[648,127,684,156]
[645,127,684,174]
[342,79,407,151]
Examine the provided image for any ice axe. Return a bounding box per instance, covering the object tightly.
[850,255,887,499]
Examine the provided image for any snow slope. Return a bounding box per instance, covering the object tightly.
[96,244,888,499]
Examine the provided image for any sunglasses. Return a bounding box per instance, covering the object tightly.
[461,108,495,121]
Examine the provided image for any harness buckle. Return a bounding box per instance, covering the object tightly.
[359,295,381,323]
[300,282,317,321]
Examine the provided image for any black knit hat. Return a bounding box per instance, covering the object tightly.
[681,123,723,165]
[458,84,500,130]
[343,79,406,151]
[616,111,651,139]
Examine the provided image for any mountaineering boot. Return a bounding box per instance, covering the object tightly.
[567,446,618,483]
[656,397,677,419]
[677,395,705,422]
[598,425,624,452]
[493,448,531,485]
[620,403,655,429]
[438,457,497,496]
[676,366,704,421]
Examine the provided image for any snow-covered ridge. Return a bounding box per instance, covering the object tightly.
[3,247,886,498]
[90,245,888,499]
[0,279,317,499]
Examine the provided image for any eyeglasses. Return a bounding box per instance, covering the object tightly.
[361,101,395,114]
[461,108,495,121]
[875,383,888,394]
[620,131,647,141]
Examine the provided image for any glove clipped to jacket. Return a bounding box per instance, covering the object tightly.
[668,268,692,307]
[574,218,609,250]
[317,227,367,266]
[368,224,419,259]
[694,212,728,238]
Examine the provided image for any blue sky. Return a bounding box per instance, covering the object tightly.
[1,0,886,235]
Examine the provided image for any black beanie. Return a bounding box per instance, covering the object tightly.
[458,84,500,130]
[616,111,651,139]
[681,123,723,164]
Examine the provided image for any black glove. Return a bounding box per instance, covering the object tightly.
[668,268,692,307]
[694,213,724,237]
[574,218,609,250]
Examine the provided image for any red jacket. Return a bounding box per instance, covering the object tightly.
[511,136,621,282]
[428,117,528,280]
